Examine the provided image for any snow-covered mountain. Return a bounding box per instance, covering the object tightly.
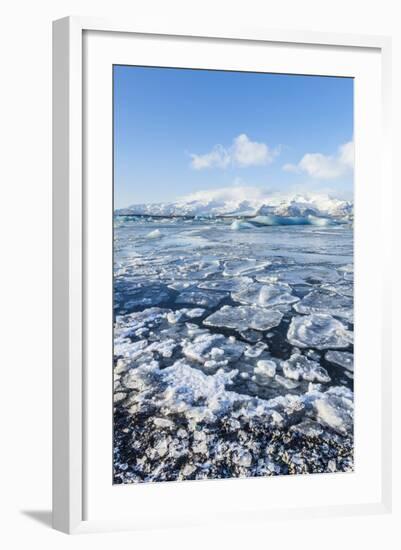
[116,187,353,223]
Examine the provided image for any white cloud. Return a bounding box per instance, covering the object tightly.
[283,141,354,180]
[190,144,230,170]
[190,134,278,170]
[231,134,274,166]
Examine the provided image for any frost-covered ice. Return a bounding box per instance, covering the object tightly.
[287,314,353,350]
[113,214,354,483]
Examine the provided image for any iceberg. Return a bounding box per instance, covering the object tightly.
[146,228,162,239]
[230,219,254,230]
[251,214,334,227]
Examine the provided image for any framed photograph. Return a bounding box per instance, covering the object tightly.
[52,17,392,534]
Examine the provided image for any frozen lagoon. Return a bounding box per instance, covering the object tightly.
[113,216,354,483]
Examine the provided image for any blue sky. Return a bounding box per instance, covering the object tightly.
[114,65,353,208]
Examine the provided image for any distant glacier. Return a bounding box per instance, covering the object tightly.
[116,191,353,226]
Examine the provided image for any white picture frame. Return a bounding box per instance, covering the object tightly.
[52,16,392,534]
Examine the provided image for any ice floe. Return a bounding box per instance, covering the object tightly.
[120,285,171,310]
[325,350,354,371]
[254,360,276,380]
[281,352,331,383]
[204,305,283,332]
[287,313,353,349]
[175,289,227,308]
[232,282,299,308]
[258,264,340,286]
[308,386,353,436]
[223,259,270,277]
[198,276,252,292]
[293,289,353,321]
[182,333,245,365]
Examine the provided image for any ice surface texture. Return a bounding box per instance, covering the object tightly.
[113,215,354,483]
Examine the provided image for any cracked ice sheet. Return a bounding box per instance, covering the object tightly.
[204,305,283,332]
[287,313,353,350]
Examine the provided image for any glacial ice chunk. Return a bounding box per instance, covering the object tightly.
[244,342,268,358]
[290,419,324,437]
[204,305,283,332]
[182,332,245,364]
[146,229,162,239]
[255,360,276,378]
[281,352,330,383]
[309,386,353,435]
[287,314,353,349]
[230,220,254,231]
[274,374,300,390]
[185,308,206,318]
